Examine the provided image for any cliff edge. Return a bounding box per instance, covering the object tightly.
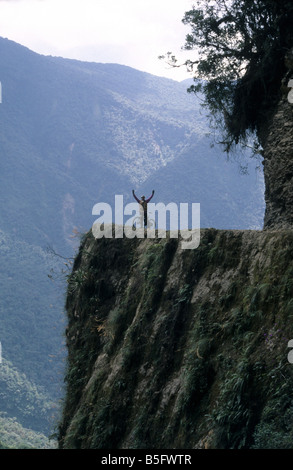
[58,228,293,449]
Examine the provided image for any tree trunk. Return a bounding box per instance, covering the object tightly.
[261,88,293,229]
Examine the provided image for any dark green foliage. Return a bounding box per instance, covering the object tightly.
[180,0,293,151]
[210,359,256,448]
[251,363,293,448]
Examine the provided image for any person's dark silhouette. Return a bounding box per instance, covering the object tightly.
[132,190,155,227]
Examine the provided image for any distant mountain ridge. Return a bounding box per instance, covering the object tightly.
[0,37,264,446]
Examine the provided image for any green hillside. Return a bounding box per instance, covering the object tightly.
[0,413,56,449]
[0,229,65,400]
[0,359,55,433]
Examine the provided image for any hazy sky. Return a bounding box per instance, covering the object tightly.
[0,0,195,81]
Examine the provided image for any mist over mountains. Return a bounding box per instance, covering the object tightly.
[0,37,264,446]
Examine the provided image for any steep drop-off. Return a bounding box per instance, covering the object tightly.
[0,36,266,448]
[58,228,293,449]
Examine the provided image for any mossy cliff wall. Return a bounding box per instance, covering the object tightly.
[262,91,293,229]
[58,228,293,449]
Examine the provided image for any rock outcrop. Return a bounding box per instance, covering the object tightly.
[262,93,293,229]
[58,228,293,449]
[261,49,293,229]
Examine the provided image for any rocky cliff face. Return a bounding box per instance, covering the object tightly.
[261,49,293,230]
[58,228,293,449]
[262,93,293,229]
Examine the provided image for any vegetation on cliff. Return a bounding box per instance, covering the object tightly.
[163,0,293,229]
[180,0,293,150]
[58,229,293,449]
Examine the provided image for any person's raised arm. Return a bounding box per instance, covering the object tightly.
[145,190,155,203]
[132,189,140,203]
